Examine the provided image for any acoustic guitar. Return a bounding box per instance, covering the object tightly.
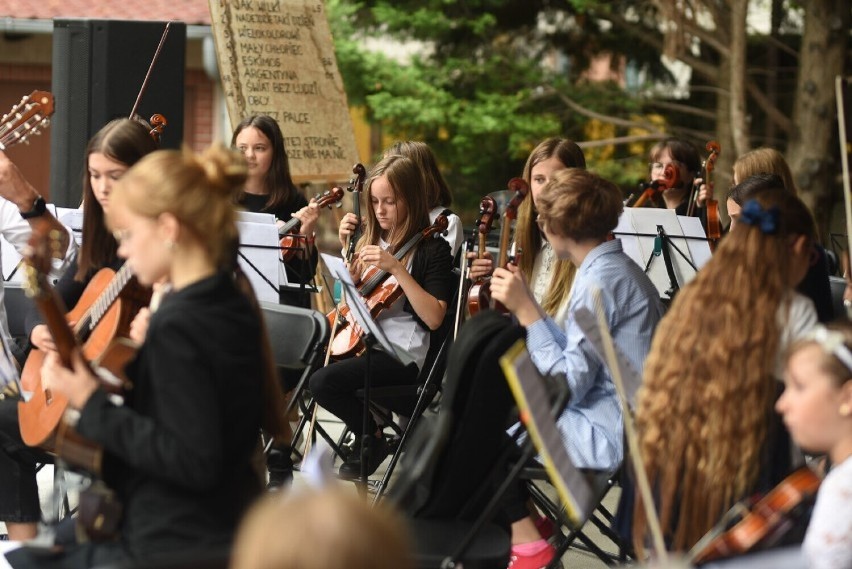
[19,231,146,473]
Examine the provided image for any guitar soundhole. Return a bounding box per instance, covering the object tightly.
[44,387,52,405]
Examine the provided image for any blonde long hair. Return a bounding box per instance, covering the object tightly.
[515,138,585,316]
[633,189,816,553]
[733,148,798,195]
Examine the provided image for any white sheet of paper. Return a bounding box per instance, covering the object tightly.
[237,220,281,303]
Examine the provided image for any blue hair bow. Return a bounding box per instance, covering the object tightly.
[739,200,779,234]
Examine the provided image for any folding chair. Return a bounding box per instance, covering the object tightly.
[522,464,632,566]
[259,301,336,458]
[352,275,460,499]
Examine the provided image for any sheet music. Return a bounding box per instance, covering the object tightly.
[614,208,711,297]
[236,219,282,303]
[499,340,595,527]
[320,253,412,365]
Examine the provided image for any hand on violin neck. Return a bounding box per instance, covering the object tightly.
[294,202,320,237]
[490,264,540,325]
[338,212,361,250]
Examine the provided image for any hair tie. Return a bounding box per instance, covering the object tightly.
[739,200,779,234]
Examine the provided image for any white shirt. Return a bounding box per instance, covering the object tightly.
[776,292,818,379]
[429,206,463,259]
[804,457,852,569]
[0,198,76,349]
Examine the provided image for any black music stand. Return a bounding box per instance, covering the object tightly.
[320,253,411,488]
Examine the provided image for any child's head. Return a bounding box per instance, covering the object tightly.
[361,154,430,250]
[521,137,586,208]
[733,147,797,194]
[721,187,815,288]
[231,115,295,207]
[648,137,700,190]
[110,145,247,285]
[385,140,452,208]
[779,322,852,460]
[535,168,622,243]
[231,488,414,569]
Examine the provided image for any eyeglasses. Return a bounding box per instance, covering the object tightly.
[649,161,682,171]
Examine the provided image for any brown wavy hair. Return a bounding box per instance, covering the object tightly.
[633,188,816,554]
[515,138,586,316]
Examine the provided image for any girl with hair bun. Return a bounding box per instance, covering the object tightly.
[13,145,288,568]
[633,188,819,555]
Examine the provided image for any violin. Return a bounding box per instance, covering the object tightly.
[466,195,498,316]
[327,215,449,360]
[690,467,820,565]
[278,186,344,261]
[703,141,722,249]
[346,163,367,262]
[471,178,529,314]
[627,164,680,208]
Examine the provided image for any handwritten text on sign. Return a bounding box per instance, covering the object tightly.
[209,0,358,182]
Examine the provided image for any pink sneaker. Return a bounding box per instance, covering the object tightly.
[507,542,561,569]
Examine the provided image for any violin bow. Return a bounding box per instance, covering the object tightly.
[590,288,669,563]
[836,76,852,317]
[129,22,171,119]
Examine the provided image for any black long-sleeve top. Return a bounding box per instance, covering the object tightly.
[75,271,265,558]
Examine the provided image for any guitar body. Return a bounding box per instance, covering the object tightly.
[18,266,148,470]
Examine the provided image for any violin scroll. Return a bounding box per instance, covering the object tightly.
[148,114,167,143]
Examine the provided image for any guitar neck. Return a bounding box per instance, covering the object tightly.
[76,264,135,335]
[34,282,78,369]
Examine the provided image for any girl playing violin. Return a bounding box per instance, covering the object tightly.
[0,118,157,542]
[6,145,288,568]
[777,322,852,569]
[232,115,319,309]
[471,138,586,318]
[311,154,454,478]
[633,188,818,555]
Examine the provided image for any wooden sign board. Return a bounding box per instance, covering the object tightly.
[209,0,359,182]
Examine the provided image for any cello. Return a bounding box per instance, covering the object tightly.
[327,215,449,360]
[465,195,498,316]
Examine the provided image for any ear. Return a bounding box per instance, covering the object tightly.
[156,212,180,245]
[790,234,809,257]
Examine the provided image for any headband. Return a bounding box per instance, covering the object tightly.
[805,325,852,373]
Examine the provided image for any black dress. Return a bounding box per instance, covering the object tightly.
[239,192,318,309]
[6,271,266,568]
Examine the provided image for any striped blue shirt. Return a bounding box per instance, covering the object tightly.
[526,239,663,472]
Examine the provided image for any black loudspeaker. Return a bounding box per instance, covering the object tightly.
[50,19,186,207]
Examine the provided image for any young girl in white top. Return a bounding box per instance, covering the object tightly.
[777,322,852,569]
